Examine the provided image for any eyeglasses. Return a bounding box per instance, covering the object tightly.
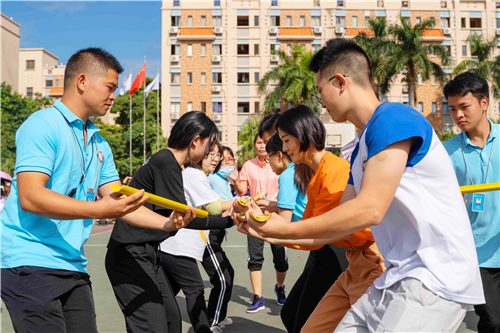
[311,74,349,106]
[223,158,235,163]
[264,153,275,163]
[207,152,222,161]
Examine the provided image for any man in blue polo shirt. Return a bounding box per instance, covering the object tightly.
[1,47,193,333]
[443,72,500,333]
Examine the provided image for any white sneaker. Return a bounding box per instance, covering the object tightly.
[219,317,233,326]
[211,326,224,333]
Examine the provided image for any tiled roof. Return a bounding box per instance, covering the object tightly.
[179,28,215,36]
[345,28,375,37]
[278,28,314,36]
[49,87,64,95]
[422,29,445,37]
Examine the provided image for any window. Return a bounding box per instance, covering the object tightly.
[214,0,220,5]
[352,16,358,27]
[237,44,249,55]
[254,44,260,55]
[402,1,409,7]
[171,16,180,26]
[255,101,260,113]
[201,72,206,84]
[237,73,249,83]
[213,16,222,26]
[461,17,466,28]
[271,16,280,26]
[287,44,292,55]
[201,16,207,26]
[497,2,500,9]
[417,74,422,85]
[402,17,410,25]
[470,18,482,28]
[173,0,180,6]
[201,102,207,113]
[443,102,449,114]
[497,18,500,28]
[462,45,467,56]
[418,102,423,113]
[46,80,53,87]
[416,17,421,25]
[254,16,259,26]
[187,102,193,112]
[171,102,181,114]
[187,44,193,56]
[188,16,193,26]
[26,87,33,97]
[312,44,321,53]
[212,73,222,83]
[441,17,450,28]
[171,44,181,55]
[212,44,222,55]
[377,0,384,7]
[337,0,344,6]
[300,16,305,27]
[171,73,181,83]
[365,16,370,27]
[213,102,222,113]
[255,72,260,83]
[336,16,346,26]
[432,102,437,113]
[314,0,320,6]
[287,16,292,26]
[201,44,206,56]
[441,1,447,8]
[271,44,281,53]
[26,60,35,70]
[187,72,193,84]
[56,79,59,87]
[430,75,436,85]
[430,17,435,25]
[238,102,250,113]
[237,16,249,26]
[311,16,321,26]
[48,69,52,74]
[271,0,278,6]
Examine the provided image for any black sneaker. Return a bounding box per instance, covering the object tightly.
[246,294,265,313]
[275,284,287,305]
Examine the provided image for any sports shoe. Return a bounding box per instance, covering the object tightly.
[211,325,224,333]
[246,294,265,313]
[275,284,287,305]
[219,317,233,326]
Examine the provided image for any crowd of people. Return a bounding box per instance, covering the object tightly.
[0,37,498,333]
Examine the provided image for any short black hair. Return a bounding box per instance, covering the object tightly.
[254,133,262,145]
[444,72,489,104]
[64,47,123,89]
[222,146,234,159]
[276,105,326,152]
[309,38,373,89]
[258,112,281,138]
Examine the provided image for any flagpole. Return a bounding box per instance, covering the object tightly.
[129,69,132,176]
[156,69,160,152]
[143,56,146,163]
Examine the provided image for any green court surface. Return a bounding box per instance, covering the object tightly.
[2,224,480,333]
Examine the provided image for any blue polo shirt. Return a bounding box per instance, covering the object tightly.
[0,100,119,273]
[277,163,308,222]
[444,119,500,268]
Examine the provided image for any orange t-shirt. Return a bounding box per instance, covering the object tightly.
[285,152,374,251]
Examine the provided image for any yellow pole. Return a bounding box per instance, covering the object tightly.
[460,182,500,194]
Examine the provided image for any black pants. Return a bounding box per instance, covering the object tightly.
[247,235,289,272]
[280,245,345,333]
[475,267,500,333]
[1,266,97,333]
[202,229,235,327]
[105,242,182,333]
[161,252,211,333]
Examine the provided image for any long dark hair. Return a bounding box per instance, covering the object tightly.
[266,134,311,196]
[168,111,218,166]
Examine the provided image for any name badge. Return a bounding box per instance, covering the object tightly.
[472,193,485,213]
[86,189,95,202]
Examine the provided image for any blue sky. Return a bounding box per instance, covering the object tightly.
[2,1,162,84]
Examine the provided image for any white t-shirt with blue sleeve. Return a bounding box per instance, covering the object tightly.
[349,102,484,305]
[277,163,307,222]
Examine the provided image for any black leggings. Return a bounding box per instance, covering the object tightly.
[475,267,500,333]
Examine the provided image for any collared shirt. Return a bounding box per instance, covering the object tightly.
[1,100,119,273]
[277,163,308,222]
[444,119,500,268]
[238,157,279,201]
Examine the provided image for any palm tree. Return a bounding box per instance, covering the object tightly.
[377,15,452,108]
[257,44,319,114]
[453,34,500,98]
[236,117,259,168]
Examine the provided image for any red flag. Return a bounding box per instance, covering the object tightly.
[129,64,146,95]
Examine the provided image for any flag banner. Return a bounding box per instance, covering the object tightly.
[145,72,160,98]
[129,64,146,95]
[119,72,132,95]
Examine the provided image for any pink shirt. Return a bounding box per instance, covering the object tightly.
[238,157,279,201]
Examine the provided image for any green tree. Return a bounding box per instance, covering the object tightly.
[452,35,500,98]
[1,83,51,175]
[257,44,320,114]
[236,117,259,169]
[437,130,456,143]
[377,15,452,108]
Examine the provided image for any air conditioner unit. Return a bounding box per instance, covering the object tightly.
[335,26,345,34]
[169,27,179,34]
[212,55,222,62]
[496,29,500,36]
[214,27,224,34]
[402,86,409,93]
[212,114,222,121]
[313,27,323,34]
[170,55,180,62]
[443,28,452,35]
[212,86,222,92]
[269,27,280,34]
[171,113,180,120]
[270,55,280,62]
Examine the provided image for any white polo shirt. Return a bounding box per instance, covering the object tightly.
[349,102,484,305]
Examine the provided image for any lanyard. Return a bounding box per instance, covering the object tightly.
[461,133,495,185]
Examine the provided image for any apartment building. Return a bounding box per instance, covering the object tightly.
[161,0,500,151]
[1,13,20,92]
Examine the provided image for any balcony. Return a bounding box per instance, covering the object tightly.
[278,28,315,40]
[177,28,216,40]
